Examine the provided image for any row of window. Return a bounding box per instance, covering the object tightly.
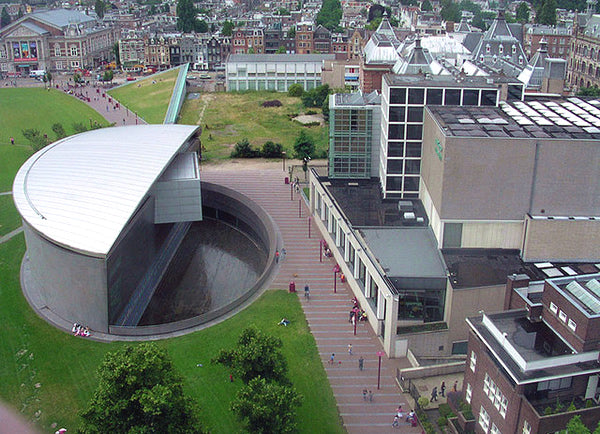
[478,406,502,434]
[388,87,498,106]
[387,141,422,158]
[483,374,508,418]
[549,301,577,331]
[384,175,419,196]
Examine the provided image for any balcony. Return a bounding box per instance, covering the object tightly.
[523,391,600,432]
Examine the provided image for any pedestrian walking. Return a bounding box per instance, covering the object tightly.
[304,283,310,299]
[10,137,14,145]
[440,381,446,397]
[368,390,373,402]
[329,353,335,365]
[275,249,280,263]
[406,410,415,423]
[453,380,458,392]
[362,389,368,401]
[358,356,364,370]
[229,374,234,382]
[431,386,438,401]
[392,415,399,427]
[281,248,286,261]
[348,344,353,355]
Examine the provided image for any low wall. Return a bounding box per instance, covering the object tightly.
[109,181,279,336]
[399,361,466,380]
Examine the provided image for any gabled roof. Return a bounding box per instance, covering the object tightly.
[393,38,449,75]
[30,9,96,29]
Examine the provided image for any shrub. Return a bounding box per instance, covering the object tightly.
[544,406,554,416]
[585,399,594,408]
[422,421,436,434]
[261,141,283,158]
[230,138,260,158]
[555,398,565,413]
[22,128,48,151]
[302,121,321,127]
[437,416,448,428]
[567,401,577,412]
[262,99,282,107]
[287,83,304,97]
[52,123,66,140]
[418,396,430,409]
[72,122,88,133]
[438,403,455,419]
[305,109,317,115]
[459,401,474,420]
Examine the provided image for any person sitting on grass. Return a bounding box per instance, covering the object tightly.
[278,318,290,326]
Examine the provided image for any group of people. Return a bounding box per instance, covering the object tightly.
[322,240,332,258]
[392,406,416,427]
[72,323,91,337]
[349,297,368,324]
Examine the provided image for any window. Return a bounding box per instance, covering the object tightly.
[407,106,423,122]
[55,45,61,56]
[568,318,577,331]
[523,420,531,434]
[483,373,491,394]
[70,60,80,67]
[70,46,78,57]
[537,377,572,391]
[466,383,472,403]
[479,406,490,432]
[499,44,504,54]
[463,89,479,105]
[484,373,508,418]
[550,302,558,313]
[389,106,405,122]
[406,124,422,140]
[470,351,477,372]
[426,88,443,105]
[491,423,501,434]
[444,89,461,105]
[390,87,406,104]
[408,88,425,104]
[559,310,567,323]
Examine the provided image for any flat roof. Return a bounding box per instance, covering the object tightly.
[429,97,600,140]
[384,73,521,86]
[227,54,335,63]
[13,125,199,257]
[360,227,447,279]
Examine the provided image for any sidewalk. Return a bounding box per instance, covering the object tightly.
[201,166,422,433]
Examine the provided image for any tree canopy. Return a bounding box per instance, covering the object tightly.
[536,0,557,25]
[301,83,330,108]
[316,0,342,31]
[213,327,289,384]
[222,20,235,36]
[80,343,201,434]
[421,0,433,11]
[176,0,198,32]
[294,130,316,160]
[231,377,303,434]
[516,2,530,23]
[1,6,11,27]
[95,0,106,19]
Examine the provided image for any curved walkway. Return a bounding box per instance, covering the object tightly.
[201,165,421,434]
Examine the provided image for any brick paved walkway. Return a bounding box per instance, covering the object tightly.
[201,166,422,433]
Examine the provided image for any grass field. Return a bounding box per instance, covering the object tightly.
[0,88,108,147]
[108,69,179,124]
[0,88,342,433]
[179,91,329,160]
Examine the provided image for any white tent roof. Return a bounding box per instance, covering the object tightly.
[13,124,199,257]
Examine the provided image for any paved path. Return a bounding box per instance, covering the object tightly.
[201,166,421,434]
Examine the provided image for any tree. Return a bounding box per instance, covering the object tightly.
[43,71,52,88]
[196,19,208,33]
[560,415,590,434]
[112,42,120,66]
[230,138,260,158]
[176,0,198,32]
[95,0,106,19]
[294,130,315,160]
[440,0,461,22]
[17,8,23,19]
[536,0,557,25]
[231,377,302,434]
[287,26,296,38]
[276,45,287,54]
[80,343,201,434]
[222,20,235,36]
[287,83,304,97]
[52,123,66,140]
[213,327,288,383]
[421,0,433,11]
[516,2,530,23]
[103,69,114,83]
[316,0,342,31]
[1,6,10,27]
[262,141,283,158]
[301,84,330,108]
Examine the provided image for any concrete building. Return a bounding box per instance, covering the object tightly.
[225,53,335,91]
[13,125,202,333]
[460,273,600,433]
[0,9,118,75]
[422,99,600,260]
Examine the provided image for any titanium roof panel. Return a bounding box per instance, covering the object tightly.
[13,125,199,257]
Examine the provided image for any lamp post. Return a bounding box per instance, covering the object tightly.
[282,151,286,171]
[333,264,340,293]
[298,198,301,218]
[377,351,385,390]
[290,180,293,201]
[308,216,311,238]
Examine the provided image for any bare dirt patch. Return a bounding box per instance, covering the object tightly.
[293,114,325,125]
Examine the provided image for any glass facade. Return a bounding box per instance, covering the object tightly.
[329,108,373,178]
[382,84,500,198]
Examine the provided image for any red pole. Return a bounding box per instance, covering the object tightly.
[290,182,293,200]
[308,217,311,238]
[377,355,382,389]
[319,240,322,263]
[333,269,337,293]
[353,317,357,335]
[298,199,301,218]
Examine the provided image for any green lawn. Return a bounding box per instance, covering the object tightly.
[0,195,21,237]
[179,91,329,160]
[0,88,342,433]
[0,88,108,148]
[108,69,179,124]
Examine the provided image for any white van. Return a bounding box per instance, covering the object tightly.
[29,69,46,78]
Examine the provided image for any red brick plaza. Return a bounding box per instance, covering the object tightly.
[202,165,422,433]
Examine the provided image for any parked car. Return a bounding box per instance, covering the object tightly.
[199,73,211,79]
[126,76,137,81]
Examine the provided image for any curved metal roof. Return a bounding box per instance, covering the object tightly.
[13,125,199,257]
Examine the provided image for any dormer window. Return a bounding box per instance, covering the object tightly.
[499,45,504,54]
[486,44,491,53]
[512,44,516,54]
[519,55,523,65]
[480,55,484,62]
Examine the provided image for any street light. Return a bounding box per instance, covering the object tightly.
[377,351,385,390]
[282,151,286,171]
